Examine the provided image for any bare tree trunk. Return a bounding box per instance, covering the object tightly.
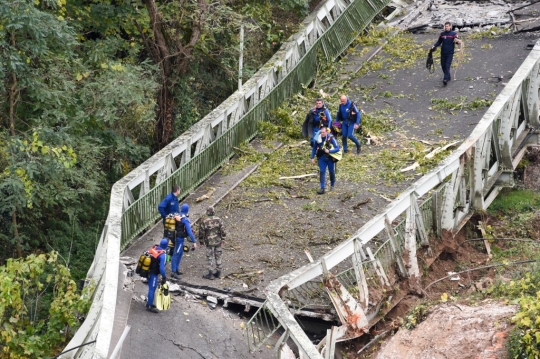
[144,0,174,150]
[9,74,17,136]
[9,30,17,136]
[142,0,208,150]
[12,211,22,258]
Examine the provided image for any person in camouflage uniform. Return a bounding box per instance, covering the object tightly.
[199,206,226,280]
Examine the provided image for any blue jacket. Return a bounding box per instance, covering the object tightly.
[158,192,179,218]
[178,204,196,243]
[336,100,360,125]
[152,240,168,277]
[311,134,340,159]
[311,106,333,129]
[433,31,458,55]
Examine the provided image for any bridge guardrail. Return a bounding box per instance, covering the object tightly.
[60,0,391,357]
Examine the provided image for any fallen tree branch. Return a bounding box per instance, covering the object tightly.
[424,259,538,291]
[229,198,272,205]
[400,162,420,172]
[279,173,317,180]
[353,198,372,209]
[225,269,264,279]
[425,140,460,159]
[509,11,517,32]
[461,237,540,246]
[507,0,540,13]
[357,330,391,355]
[233,146,250,155]
[288,140,308,148]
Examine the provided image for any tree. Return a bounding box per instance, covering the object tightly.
[140,0,246,148]
[0,0,158,261]
[0,251,92,358]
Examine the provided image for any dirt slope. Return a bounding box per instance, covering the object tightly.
[375,302,516,359]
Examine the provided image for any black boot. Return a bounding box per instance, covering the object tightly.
[203,270,215,280]
[356,144,361,154]
[214,270,222,279]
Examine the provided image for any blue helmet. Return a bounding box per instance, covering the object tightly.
[181,203,189,214]
[159,238,169,250]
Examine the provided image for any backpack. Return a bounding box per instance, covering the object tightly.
[135,245,165,278]
[316,134,342,162]
[338,101,360,122]
[337,101,363,137]
[163,213,177,240]
[164,213,176,232]
[175,214,188,238]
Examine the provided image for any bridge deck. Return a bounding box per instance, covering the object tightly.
[119,31,534,359]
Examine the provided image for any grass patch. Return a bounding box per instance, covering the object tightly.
[488,189,540,214]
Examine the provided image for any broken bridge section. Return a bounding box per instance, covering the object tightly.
[388,0,540,33]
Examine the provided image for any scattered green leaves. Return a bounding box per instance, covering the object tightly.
[430,96,493,113]
[401,303,429,330]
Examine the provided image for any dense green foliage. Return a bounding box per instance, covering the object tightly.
[0,252,92,358]
[488,269,540,359]
[0,0,158,279]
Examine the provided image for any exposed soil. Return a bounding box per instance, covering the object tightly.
[375,302,516,359]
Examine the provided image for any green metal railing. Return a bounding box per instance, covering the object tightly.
[120,0,390,247]
[246,301,282,352]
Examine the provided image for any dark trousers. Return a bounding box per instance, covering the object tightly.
[441,53,454,82]
[318,155,336,189]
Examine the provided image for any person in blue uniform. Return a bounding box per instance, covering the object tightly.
[311,126,340,194]
[171,204,198,279]
[302,98,333,147]
[336,95,361,154]
[146,238,168,313]
[432,22,462,86]
[158,185,181,221]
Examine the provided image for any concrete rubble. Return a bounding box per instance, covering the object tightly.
[388,0,540,33]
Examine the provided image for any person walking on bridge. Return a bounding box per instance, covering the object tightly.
[311,126,340,194]
[199,206,227,280]
[431,21,462,86]
[302,98,332,147]
[171,204,197,279]
[336,95,361,154]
